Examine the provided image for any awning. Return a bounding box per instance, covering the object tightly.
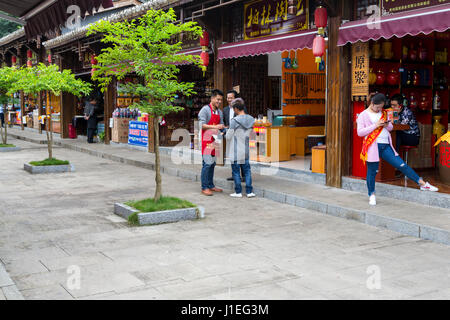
[338,4,450,46]
[174,47,202,66]
[25,0,114,40]
[0,0,42,18]
[217,29,317,60]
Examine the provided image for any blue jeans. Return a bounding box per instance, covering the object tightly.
[201,155,216,190]
[366,143,421,196]
[231,159,253,194]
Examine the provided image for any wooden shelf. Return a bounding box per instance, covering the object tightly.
[402,61,433,66]
[370,58,401,63]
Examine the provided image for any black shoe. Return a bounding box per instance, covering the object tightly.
[227,177,234,181]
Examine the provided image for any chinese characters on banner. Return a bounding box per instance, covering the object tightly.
[440,144,450,168]
[383,0,450,14]
[128,121,149,147]
[244,0,308,40]
[351,42,369,101]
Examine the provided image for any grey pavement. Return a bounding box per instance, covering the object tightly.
[7,127,450,246]
[1,137,450,299]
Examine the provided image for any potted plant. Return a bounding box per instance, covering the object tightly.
[88,8,205,225]
[7,63,92,173]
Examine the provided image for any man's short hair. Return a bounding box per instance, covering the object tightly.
[227,90,239,98]
[390,94,404,105]
[211,89,224,98]
[231,98,246,111]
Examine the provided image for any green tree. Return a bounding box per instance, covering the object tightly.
[0,66,21,145]
[0,15,21,38]
[87,8,203,201]
[8,63,92,159]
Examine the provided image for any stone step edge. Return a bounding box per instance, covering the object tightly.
[9,132,450,246]
[0,263,25,300]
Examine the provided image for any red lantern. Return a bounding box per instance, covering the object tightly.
[315,6,328,36]
[313,35,325,67]
[47,54,52,64]
[27,50,33,59]
[200,31,209,48]
[11,56,16,65]
[90,54,97,65]
[200,51,209,68]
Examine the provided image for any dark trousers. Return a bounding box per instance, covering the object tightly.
[396,131,420,149]
[201,155,216,190]
[87,128,96,143]
[0,113,4,127]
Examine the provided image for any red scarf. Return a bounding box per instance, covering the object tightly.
[360,110,387,165]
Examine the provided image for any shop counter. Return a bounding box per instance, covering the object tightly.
[250,124,290,162]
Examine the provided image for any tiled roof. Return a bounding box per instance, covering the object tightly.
[43,0,180,49]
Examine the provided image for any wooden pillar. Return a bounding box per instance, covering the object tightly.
[104,80,115,145]
[20,91,24,130]
[38,92,43,134]
[325,15,351,188]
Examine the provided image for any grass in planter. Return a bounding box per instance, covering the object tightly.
[0,144,16,148]
[126,196,196,213]
[126,197,196,226]
[29,158,70,166]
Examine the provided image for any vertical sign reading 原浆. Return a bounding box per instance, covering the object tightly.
[351,42,369,101]
[244,0,308,40]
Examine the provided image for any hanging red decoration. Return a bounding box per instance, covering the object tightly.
[90,54,97,66]
[200,31,209,48]
[200,51,209,68]
[314,6,328,36]
[11,56,17,65]
[27,50,33,59]
[313,35,325,70]
[27,60,32,68]
[47,53,52,64]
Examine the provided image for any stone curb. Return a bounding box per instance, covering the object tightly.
[10,131,450,246]
[24,163,74,174]
[114,203,201,225]
[0,262,25,300]
[0,147,21,152]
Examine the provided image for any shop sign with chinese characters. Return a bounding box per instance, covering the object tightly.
[351,42,369,101]
[244,0,308,40]
[382,0,450,14]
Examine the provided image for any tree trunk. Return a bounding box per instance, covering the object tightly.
[153,116,162,202]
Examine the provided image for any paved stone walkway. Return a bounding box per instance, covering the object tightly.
[1,137,450,299]
[7,127,450,246]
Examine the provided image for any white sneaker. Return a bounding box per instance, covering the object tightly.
[369,195,376,206]
[420,182,438,192]
[247,193,256,198]
[230,193,243,198]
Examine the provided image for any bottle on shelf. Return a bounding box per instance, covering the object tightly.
[433,92,441,110]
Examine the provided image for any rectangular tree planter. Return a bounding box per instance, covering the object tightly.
[114,202,204,226]
[24,163,75,174]
[0,147,21,152]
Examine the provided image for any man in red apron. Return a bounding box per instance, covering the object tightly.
[198,89,225,196]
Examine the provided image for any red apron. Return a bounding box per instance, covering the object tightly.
[202,104,220,156]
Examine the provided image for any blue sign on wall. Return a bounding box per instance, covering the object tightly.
[128,121,148,147]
